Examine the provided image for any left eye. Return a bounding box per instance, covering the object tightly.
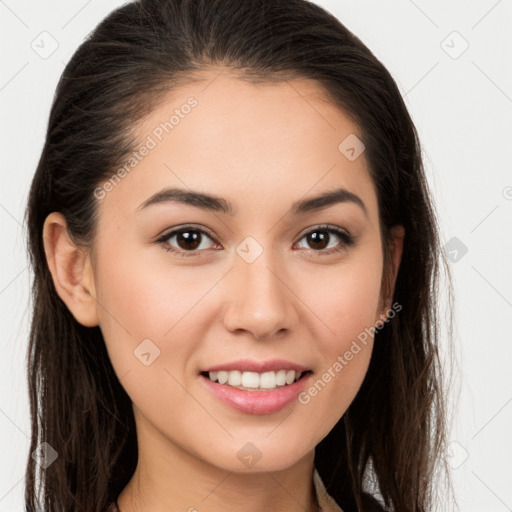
[295,226,355,253]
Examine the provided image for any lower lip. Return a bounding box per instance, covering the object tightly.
[200,373,312,415]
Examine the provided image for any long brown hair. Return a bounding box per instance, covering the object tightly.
[24,0,455,510]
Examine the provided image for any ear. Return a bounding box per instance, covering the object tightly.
[376,224,405,322]
[42,212,100,327]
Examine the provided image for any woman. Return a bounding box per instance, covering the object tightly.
[24,0,454,510]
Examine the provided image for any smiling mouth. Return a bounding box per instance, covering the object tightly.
[200,369,312,391]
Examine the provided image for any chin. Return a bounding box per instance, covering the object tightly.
[198,437,314,474]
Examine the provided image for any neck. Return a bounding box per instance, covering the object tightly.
[116,415,319,512]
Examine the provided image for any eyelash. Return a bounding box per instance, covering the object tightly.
[156,224,356,258]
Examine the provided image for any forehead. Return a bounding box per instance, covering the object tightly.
[97,69,378,222]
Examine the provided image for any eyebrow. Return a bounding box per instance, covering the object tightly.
[136,186,368,218]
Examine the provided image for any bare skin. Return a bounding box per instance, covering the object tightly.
[43,68,404,512]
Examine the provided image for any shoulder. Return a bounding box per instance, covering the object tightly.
[313,467,344,511]
[314,467,387,512]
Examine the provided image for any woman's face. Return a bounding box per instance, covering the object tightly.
[82,71,401,473]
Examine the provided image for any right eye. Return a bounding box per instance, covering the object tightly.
[156,225,220,257]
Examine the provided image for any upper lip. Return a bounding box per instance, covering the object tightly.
[201,359,310,373]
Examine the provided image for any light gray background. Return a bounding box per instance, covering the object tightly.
[1,1,511,510]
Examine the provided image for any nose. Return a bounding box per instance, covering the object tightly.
[222,247,298,341]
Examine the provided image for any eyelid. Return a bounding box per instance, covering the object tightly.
[156,223,217,241]
[295,223,352,240]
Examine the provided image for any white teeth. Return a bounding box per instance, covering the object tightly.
[260,371,276,388]
[241,371,260,388]
[217,371,228,385]
[275,370,286,386]
[285,370,296,385]
[227,370,242,386]
[207,369,304,390]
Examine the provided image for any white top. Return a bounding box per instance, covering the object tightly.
[314,468,344,512]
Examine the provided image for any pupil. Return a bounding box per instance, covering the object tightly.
[177,230,201,250]
[308,231,328,250]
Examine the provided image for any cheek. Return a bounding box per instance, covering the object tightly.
[300,243,383,352]
[93,241,219,373]
[295,247,382,425]
[331,263,382,346]
[93,248,214,427]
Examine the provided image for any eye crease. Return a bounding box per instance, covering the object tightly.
[155,224,357,258]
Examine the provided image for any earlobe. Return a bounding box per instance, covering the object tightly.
[42,212,100,327]
[389,224,405,289]
[376,224,405,323]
